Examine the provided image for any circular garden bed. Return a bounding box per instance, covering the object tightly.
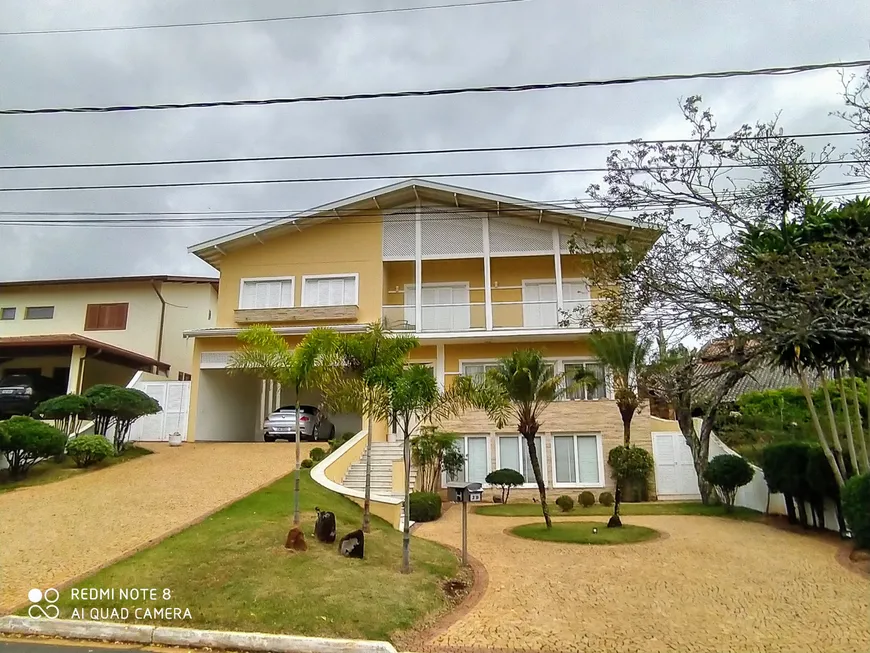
[510,521,659,544]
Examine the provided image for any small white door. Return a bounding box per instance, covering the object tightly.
[652,432,701,499]
[129,381,191,442]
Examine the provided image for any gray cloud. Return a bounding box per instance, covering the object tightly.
[1,0,868,281]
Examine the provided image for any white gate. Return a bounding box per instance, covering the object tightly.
[129,380,191,442]
[652,431,701,500]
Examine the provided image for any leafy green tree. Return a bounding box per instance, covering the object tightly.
[607,445,654,520]
[325,322,418,533]
[66,434,114,468]
[411,428,464,493]
[739,199,870,485]
[485,468,525,504]
[0,416,67,479]
[472,349,591,529]
[230,325,341,527]
[703,454,754,512]
[84,385,160,453]
[34,394,92,436]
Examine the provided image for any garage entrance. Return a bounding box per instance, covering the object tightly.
[193,366,360,442]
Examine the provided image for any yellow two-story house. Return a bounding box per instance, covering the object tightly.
[185,180,660,524]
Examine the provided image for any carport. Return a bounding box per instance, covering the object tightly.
[0,334,169,393]
[193,366,361,442]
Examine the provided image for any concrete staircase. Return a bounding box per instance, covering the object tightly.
[342,441,417,526]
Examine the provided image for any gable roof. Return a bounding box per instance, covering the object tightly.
[189,179,658,268]
[0,274,218,289]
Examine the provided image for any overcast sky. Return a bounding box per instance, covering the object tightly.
[1,0,868,281]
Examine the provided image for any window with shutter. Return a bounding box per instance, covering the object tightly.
[552,434,602,487]
[446,435,489,486]
[239,278,295,309]
[302,275,358,307]
[84,303,128,330]
[563,361,606,400]
[497,435,543,485]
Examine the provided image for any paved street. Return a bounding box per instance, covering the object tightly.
[0,641,142,653]
[415,510,870,653]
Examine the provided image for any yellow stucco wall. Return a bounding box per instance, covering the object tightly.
[216,214,383,328]
[0,281,215,376]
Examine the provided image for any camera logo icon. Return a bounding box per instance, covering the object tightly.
[27,588,59,619]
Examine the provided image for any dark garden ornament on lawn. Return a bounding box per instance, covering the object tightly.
[284,526,307,552]
[339,529,365,558]
[315,507,337,543]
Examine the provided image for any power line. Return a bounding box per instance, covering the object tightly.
[0,0,530,36]
[1,182,866,227]
[3,59,869,116]
[0,159,865,194]
[0,130,858,171]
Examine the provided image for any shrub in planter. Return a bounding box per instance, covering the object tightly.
[409,491,442,522]
[66,435,114,468]
[485,468,524,504]
[300,458,314,469]
[598,491,614,507]
[842,472,870,549]
[555,495,574,512]
[310,447,326,462]
[0,416,67,479]
[579,491,595,507]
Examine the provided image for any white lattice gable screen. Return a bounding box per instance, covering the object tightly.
[488,217,553,254]
[420,205,484,258]
[382,208,416,259]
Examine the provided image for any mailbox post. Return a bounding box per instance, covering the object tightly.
[447,481,482,565]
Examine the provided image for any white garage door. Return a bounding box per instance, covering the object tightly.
[652,431,701,500]
[129,381,190,442]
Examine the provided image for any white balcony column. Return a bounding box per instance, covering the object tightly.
[482,215,493,330]
[436,344,446,391]
[274,382,282,411]
[415,195,423,331]
[266,380,274,419]
[552,227,564,315]
[256,379,266,441]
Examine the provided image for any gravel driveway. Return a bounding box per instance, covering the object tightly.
[415,509,870,653]
[0,442,317,612]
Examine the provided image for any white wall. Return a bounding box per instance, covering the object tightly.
[158,282,217,375]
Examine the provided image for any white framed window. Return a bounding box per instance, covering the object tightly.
[239,277,294,310]
[302,274,358,307]
[446,435,489,486]
[460,360,499,382]
[497,435,545,487]
[522,279,591,327]
[551,433,604,487]
[563,361,607,400]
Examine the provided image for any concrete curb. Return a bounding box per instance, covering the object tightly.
[0,616,398,653]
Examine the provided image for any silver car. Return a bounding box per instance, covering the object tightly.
[263,405,334,442]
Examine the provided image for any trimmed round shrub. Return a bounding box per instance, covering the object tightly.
[485,468,525,504]
[409,491,442,522]
[703,454,754,512]
[598,491,614,507]
[579,491,595,507]
[34,394,92,435]
[0,416,67,479]
[300,458,314,469]
[66,435,114,468]
[309,447,326,462]
[842,472,870,549]
[555,495,574,512]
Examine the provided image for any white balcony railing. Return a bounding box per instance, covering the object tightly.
[382,298,598,332]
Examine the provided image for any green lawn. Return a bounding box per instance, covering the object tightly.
[42,471,460,643]
[475,501,762,521]
[511,521,659,544]
[0,446,152,493]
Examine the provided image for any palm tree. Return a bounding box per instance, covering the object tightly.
[332,323,418,533]
[474,349,588,529]
[588,330,650,528]
[230,326,340,528]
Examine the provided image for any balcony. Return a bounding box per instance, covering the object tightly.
[382,296,598,332]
